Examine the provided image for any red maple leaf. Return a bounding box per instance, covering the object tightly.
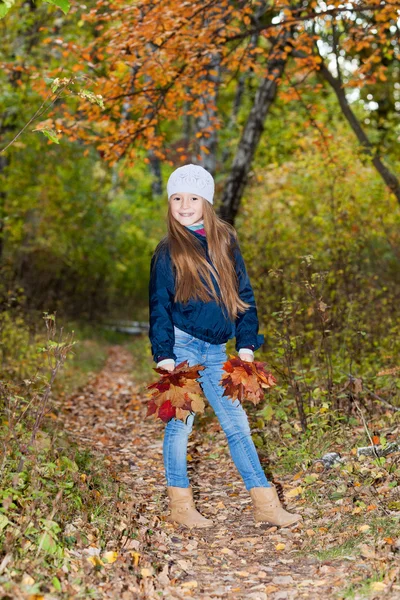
[158,400,176,422]
[146,398,158,417]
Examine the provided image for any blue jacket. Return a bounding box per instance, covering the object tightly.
[148,229,264,363]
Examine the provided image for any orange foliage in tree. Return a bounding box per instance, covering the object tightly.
[146,360,206,423]
[27,1,400,163]
[220,355,277,406]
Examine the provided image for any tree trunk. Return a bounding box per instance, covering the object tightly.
[221,0,269,166]
[148,149,163,196]
[218,34,290,225]
[317,56,400,203]
[194,52,221,176]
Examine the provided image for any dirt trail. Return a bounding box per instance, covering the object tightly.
[61,346,374,600]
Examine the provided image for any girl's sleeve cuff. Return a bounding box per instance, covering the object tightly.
[238,348,254,359]
[156,358,175,369]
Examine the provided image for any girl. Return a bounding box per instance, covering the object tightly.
[148,164,301,529]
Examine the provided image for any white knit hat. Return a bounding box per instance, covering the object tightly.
[167,164,214,204]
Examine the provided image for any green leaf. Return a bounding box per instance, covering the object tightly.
[52,576,62,592]
[43,0,71,15]
[330,491,346,500]
[39,531,58,554]
[78,90,105,110]
[0,0,15,19]
[51,77,61,93]
[34,128,60,145]
[58,456,79,472]
[252,433,264,449]
[258,403,273,421]
[304,474,318,484]
[0,514,9,531]
[40,518,61,534]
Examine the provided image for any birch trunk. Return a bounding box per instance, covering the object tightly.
[219,34,290,224]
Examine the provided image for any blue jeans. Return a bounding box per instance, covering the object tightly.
[163,326,271,491]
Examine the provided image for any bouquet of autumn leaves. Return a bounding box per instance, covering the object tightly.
[146,360,206,423]
[220,355,277,405]
[146,355,277,424]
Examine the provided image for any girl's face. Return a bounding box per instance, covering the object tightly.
[169,192,204,226]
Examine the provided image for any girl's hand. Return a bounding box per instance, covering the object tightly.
[156,358,175,372]
[162,363,175,372]
[238,349,254,362]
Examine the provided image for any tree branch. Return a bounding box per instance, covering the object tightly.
[315,48,400,203]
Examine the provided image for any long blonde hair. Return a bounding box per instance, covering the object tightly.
[155,198,251,321]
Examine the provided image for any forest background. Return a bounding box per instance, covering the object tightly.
[0,0,400,597]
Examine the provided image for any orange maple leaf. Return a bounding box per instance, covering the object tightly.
[220,354,277,407]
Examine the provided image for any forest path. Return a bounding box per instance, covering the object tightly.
[61,345,363,600]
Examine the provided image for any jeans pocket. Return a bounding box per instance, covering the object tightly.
[174,327,196,347]
[174,336,195,348]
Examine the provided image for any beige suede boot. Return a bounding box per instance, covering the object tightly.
[167,486,213,528]
[250,485,302,527]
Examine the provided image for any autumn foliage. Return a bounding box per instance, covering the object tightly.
[146,360,206,423]
[34,0,399,165]
[146,355,277,424]
[220,355,277,406]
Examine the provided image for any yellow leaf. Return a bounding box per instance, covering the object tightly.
[286,486,303,498]
[182,580,198,588]
[352,506,363,514]
[276,543,286,550]
[371,582,386,592]
[102,551,118,564]
[87,555,104,567]
[131,551,140,567]
[359,525,370,533]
